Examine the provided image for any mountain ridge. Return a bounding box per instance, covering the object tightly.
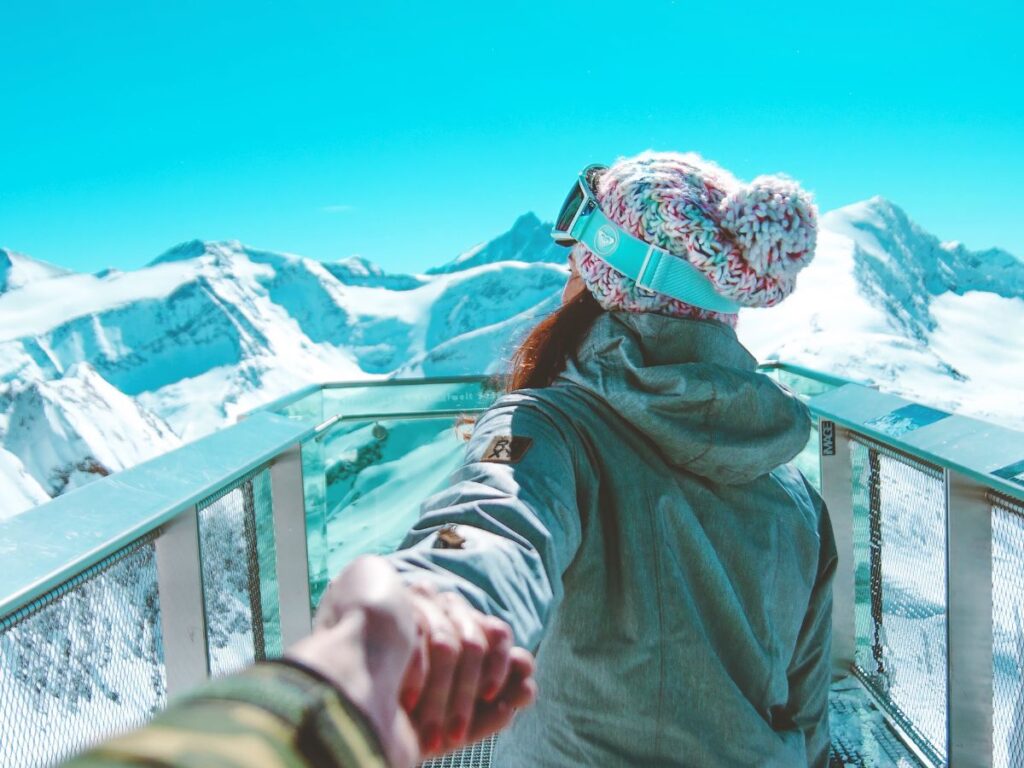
[1,197,1021,517]
[0,247,73,294]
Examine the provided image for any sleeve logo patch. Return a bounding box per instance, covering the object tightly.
[481,435,533,464]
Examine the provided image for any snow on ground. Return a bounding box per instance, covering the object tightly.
[0,229,568,515]
[0,260,202,342]
[928,291,1024,428]
[137,347,368,440]
[0,448,49,520]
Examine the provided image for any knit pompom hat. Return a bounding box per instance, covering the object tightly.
[572,151,818,328]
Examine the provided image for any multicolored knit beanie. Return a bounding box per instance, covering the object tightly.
[572,151,818,328]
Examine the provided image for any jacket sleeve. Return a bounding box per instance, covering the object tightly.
[776,489,838,768]
[386,394,590,651]
[61,660,388,768]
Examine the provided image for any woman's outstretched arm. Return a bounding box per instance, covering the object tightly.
[387,393,593,652]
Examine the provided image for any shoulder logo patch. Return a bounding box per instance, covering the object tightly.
[481,435,533,464]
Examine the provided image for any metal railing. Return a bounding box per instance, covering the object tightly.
[0,377,496,767]
[1,369,1022,767]
[0,411,325,766]
[813,382,1024,768]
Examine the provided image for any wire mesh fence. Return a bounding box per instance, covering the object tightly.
[0,536,165,768]
[991,491,1024,768]
[196,465,279,678]
[850,436,947,766]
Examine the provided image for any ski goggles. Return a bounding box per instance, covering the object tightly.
[550,164,740,314]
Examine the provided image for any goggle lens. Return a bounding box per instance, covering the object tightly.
[554,180,586,238]
[552,165,607,245]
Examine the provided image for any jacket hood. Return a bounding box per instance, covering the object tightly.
[557,312,811,485]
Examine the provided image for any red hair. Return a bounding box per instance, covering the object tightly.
[455,289,602,441]
[506,289,603,392]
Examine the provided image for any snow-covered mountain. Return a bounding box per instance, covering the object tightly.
[4,363,180,500]
[426,212,565,274]
[0,247,70,294]
[1,198,1021,517]
[740,196,1024,428]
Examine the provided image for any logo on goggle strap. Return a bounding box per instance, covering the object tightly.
[594,225,619,256]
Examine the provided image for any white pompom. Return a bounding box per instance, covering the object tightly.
[719,175,817,279]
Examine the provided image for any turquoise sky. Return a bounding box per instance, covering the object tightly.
[1,1,1021,274]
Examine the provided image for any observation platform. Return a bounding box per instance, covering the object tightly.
[1,365,1023,767]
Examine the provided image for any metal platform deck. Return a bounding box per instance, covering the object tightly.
[419,678,926,768]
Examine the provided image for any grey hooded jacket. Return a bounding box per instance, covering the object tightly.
[389,311,836,767]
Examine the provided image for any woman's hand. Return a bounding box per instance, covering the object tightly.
[401,583,537,757]
[288,557,537,766]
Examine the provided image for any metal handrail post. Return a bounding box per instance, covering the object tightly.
[271,445,313,647]
[946,469,994,766]
[820,420,856,676]
[155,506,210,696]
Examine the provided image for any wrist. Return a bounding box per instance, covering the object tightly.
[286,611,375,703]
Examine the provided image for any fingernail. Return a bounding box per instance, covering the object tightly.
[483,682,500,702]
[401,689,417,711]
[424,723,443,753]
[447,717,467,742]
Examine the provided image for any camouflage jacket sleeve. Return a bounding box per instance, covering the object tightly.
[63,660,389,768]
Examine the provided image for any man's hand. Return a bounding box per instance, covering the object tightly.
[287,556,421,768]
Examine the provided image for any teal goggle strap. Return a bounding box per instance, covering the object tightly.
[572,207,740,314]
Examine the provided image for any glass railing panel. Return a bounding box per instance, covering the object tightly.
[793,418,821,493]
[256,385,324,426]
[279,390,324,424]
[850,436,948,765]
[302,438,330,609]
[322,377,497,421]
[261,379,497,427]
[196,466,280,677]
[772,368,840,400]
[760,363,853,401]
[0,536,166,768]
[991,492,1024,768]
[319,414,481,577]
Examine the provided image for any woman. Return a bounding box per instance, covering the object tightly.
[389,151,837,767]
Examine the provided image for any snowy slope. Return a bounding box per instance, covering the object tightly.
[0,247,72,294]
[739,197,1024,428]
[3,363,181,496]
[324,255,425,290]
[427,212,566,274]
[0,200,1020,517]
[0,448,49,520]
[0,218,567,515]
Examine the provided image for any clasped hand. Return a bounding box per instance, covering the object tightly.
[286,556,537,767]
